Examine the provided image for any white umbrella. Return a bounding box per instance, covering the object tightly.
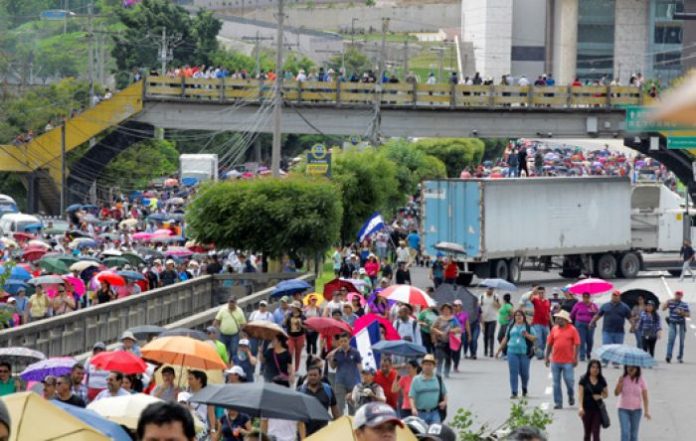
[101,249,123,257]
[119,218,138,229]
[69,261,99,272]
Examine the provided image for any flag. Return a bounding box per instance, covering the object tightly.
[351,320,381,370]
[356,212,385,243]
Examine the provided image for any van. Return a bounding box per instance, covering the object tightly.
[0,195,18,216]
[0,213,43,236]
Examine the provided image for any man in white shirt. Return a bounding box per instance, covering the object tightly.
[396,241,411,266]
[518,75,530,87]
[393,306,422,345]
[93,371,129,401]
[323,288,346,317]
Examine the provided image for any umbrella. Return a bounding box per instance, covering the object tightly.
[28,275,65,285]
[141,336,226,370]
[101,249,123,257]
[153,229,172,237]
[431,284,479,321]
[22,247,46,262]
[303,292,325,306]
[182,177,199,186]
[62,275,86,296]
[271,278,312,297]
[13,232,33,242]
[621,289,660,310]
[568,278,614,295]
[479,278,517,291]
[95,271,126,286]
[146,213,167,223]
[90,350,147,374]
[136,247,163,259]
[372,340,427,358]
[66,230,91,239]
[159,328,208,341]
[127,325,166,340]
[119,218,139,229]
[322,278,360,300]
[306,416,417,441]
[378,285,436,308]
[2,392,110,440]
[52,400,132,441]
[0,347,46,364]
[242,321,288,340]
[346,292,366,307]
[594,344,656,368]
[66,203,82,212]
[152,235,184,244]
[0,238,18,248]
[27,239,49,249]
[102,257,130,269]
[37,257,69,274]
[87,394,166,429]
[190,383,331,421]
[69,238,98,249]
[70,260,99,272]
[9,266,31,281]
[3,279,31,295]
[121,252,145,266]
[164,246,193,257]
[132,232,153,241]
[117,270,146,281]
[99,232,120,241]
[353,314,400,341]
[46,254,79,266]
[19,357,76,381]
[305,317,352,336]
[167,197,185,205]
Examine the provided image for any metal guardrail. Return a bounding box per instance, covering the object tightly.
[144,76,645,108]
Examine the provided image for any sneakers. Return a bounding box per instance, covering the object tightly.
[553,404,562,410]
[678,358,683,364]
[666,357,671,364]
[510,394,518,399]
[522,388,528,397]
[569,397,575,406]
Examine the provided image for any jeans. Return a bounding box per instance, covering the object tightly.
[634,330,643,348]
[418,409,441,425]
[602,331,624,365]
[507,352,530,395]
[576,322,594,361]
[220,332,240,360]
[551,362,574,407]
[334,382,352,416]
[463,323,480,358]
[667,321,686,360]
[435,344,453,377]
[618,408,642,441]
[532,324,549,359]
[679,259,694,281]
[483,321,497,356]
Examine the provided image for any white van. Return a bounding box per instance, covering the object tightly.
[0,213,43,236]
[0,195,18,216]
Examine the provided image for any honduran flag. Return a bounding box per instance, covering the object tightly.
[356,212,385,243]
[351,320,381,370]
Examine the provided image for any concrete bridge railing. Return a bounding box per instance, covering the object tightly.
[144,76,645,109]
[0,273,313,358]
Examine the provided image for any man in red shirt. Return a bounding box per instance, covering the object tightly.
[373,357,398,409]
[530,286,552,359]
[545,310,580,409]
[443,258,459,284]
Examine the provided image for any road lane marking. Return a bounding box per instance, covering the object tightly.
[540,402,550,410]
[690,324,696,330]
[547,373,552,379]
[544,386,552,395]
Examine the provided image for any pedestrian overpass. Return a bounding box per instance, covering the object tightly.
[0,77,694,213]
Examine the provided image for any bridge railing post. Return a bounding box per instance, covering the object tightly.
[449,82,456,108]
[411,81,418,108]
[488,85,495,107]
[258,79,264,102]
[220,77,225,102]
[335,78,341,106]
[180,76,186,99]
[298,81,303,103]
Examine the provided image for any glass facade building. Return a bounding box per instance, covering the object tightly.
[576,0,616,81]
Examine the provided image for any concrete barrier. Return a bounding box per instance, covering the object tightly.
[0,273,313,358]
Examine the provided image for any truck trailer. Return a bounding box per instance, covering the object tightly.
[421,177,690,284]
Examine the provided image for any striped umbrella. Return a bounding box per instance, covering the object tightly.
[594,344,656,368]
[378,284,436,308]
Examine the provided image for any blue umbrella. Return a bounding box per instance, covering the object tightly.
[3,279,30,294]
[52,401,132,441]
[71,238,98,249]
[117,270,146,281]
[0,265,4,275]
[372,340,427,358]
[594,344,656,368]
[479,278,517,292]
[20,357,76,381]
[182,177,199,187]
[271,279,313,297]
[66,204,83,213]
[146,213,167,222]
[10,266,31,281]
[22,223,43,232]
[81,204,98,211]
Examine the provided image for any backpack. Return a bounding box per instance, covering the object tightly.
[506,323,535,359]
[300,382,334,403]
[393,319,418,342]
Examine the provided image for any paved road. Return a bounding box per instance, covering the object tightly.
[409,267,695,440]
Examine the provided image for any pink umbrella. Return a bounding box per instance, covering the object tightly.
[62,275,86,296]
[353,313,400,341]
[568,278,614,295]
[132,232,152,241]
[378,284,436,308]
[164,246,193,257]
[153,229,172,237]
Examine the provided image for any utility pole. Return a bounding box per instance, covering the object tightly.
[351,18,358,45]
[271,0,285,177]
[242,33,274,77]
[63,0,69,34]
[60,123,66,214]
[430,47,446,82]
[370,17,389,146]
[379,17,389,83]
[403,38,409,77]
[87,2,94,105]
[160,27,168,75]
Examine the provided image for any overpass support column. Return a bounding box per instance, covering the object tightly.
[552,0,578,85]
[613,0,649,84]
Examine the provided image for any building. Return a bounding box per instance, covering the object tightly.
[461,0,687,85]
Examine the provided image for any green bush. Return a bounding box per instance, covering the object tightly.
[413,138,485,177]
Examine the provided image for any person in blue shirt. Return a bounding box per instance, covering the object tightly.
[327,333,362,416]
[273,297,290,326]
[406,230,421,266]
[662,290,690,363]
[590,291,632,366]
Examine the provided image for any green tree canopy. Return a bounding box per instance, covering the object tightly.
[98,139,179,190]
[380,139,447,196]
[413,138,485,177]
[332,149,402,243]
[186,177,343,259]
[328,47,372,77]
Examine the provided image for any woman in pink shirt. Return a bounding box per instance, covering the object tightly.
[570,293,599,361]
[615,366,650,441]
[364,256,381,286]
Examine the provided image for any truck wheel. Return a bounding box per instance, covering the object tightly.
[508,258,521,283]
[668,270,682,277]
[456,272,474,286]
[595,254,617,279]
[618,253,640,279]
[493,259,509,280]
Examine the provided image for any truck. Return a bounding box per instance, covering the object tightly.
[179,154,219,182]
[421,177,690,284]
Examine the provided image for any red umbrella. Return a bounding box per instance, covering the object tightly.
[13,232,33,242]
[353,313,400,341]
[305,317,352,337]
[22,247,47,262]
[95,271,126,287]
[322,278,360,300]
[378,285,436,308]
[90,350,147,374]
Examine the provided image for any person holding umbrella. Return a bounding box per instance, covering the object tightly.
[615,366,651,441]
[96,280,117,304]
[152,367,180,402]
[54,374,86,408]
[662,290,690,363]
[589,291,632,366]
[52,285,76,316]
[260,335,294,388]
[430,303,461,378]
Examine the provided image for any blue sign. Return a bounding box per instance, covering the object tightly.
[306,144,331,177]
[40,10,69,20]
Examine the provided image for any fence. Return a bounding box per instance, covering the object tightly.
[144,76,645,109]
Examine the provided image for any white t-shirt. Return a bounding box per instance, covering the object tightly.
[396,247,410,263]
[249,310,274,322]
[480,294,499,322]
[86,358,109,389]
[267,419,297,441]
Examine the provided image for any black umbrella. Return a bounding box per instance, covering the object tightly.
[190,383,331,421]
[159,328,208,341]
[432,283,479,322]
[621,289,660,310]
[127,325,166,340]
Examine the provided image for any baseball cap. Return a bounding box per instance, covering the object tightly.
[280,296,290,303]
[358,268,366,275]
[120,331,136,341]
[6,297,15,303]
[239,338,250,346]
[177,391,192,403]
[417,424,457,441]
[676,290,684,296]
[352,402,404,430]
[206,326,218,334]
[224,366,246,378]
[259,300,268,306]
[93,341,106,351]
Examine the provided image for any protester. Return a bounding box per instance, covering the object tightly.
[662,290,690,363]
[70,363,88,403]
[232,339,257,382]
[590,290,632,366]
[285,301,307,371]
[213,296,247,358]
[119,330,142,356]
[530,286,551,359]
[409,354,446,425]
[53,374,86,407]
[353,402,403,441]
[94,371,129,401]
[212,408,252,441]
[261,334,293,387]
[430,303,461,378]
[393,360,420,418]
[152,366,180,402]
[41,375,57,399]
[635,300,661,357]
[86,342,109,401]
[300,365,340,435]
[578,360,608,441]
[451,300,471,371]
[496,310,536,398]
[545,310,580,409]
[0,398,9,440]
[480,288,501,358]
[615,366,650,441]
[137,402,196,441]
[0,362,21,397]
[350,367,387,410]
[327,333,362,415]
[206,326,230,365]
[374,357,399,409]
[570,293,598,362]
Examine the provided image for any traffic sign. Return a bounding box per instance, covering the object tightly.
[667,137,696,149]
[306,144,331,177]
[624,105,687,133]
[40,9,70,20]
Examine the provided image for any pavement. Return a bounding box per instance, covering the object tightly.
[408,266,696,440]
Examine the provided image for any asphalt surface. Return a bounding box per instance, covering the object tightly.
[408,267,695,440]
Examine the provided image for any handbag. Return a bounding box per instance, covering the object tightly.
[597,400,610,429]
[449,332,462,352]
[271,351,290,383]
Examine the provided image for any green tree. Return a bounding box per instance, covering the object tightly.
[332,149,402,243]
[98,139,179,190]
[414,138,485,177]
[283,52,315,75]
[328,47,372,77]
[191,9,222,66]
[186,177,343,259]
[482,138,509,162]
[380,139,447,196]
[34,32,86,83]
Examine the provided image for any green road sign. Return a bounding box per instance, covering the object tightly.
[666,137,696,149]
[625,105,687,133]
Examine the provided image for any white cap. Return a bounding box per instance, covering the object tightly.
[224,365,246,378]
[453,299,463,306]
[239,338,250,347]
[165,259,176,265]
